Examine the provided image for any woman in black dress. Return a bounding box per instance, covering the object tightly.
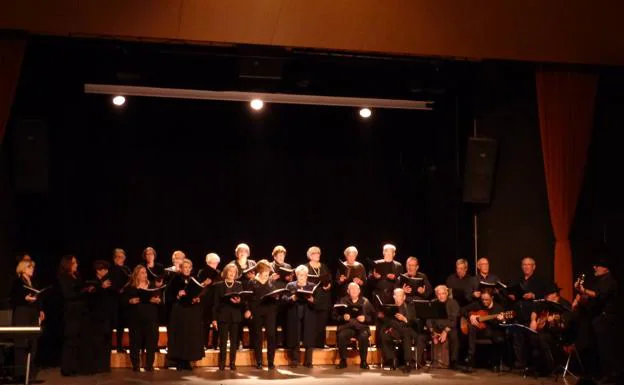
[58,255,95,376]
[167,258,205,370]
[249,260,281,369]
[10,259,45,381]
[125,265,162,371]
[283,265,318,368]
[304,246,332,348]
[212,263,250,370]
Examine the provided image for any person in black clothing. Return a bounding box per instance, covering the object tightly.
[58,255,96,376]
[370,244,404,349]
[333,282,374,369]
[445,258,478,307]
[507,257,547,369]
[109,248,131,353]
[283,265,317,368]
[336,246,367,298]
[212,263,249,370]
[427,285,461,369]
[369,244,404,302]
[379,288,417,373]
[197,252,221,349]
[304,246,332,348]
[10,260,45,381]
[574,258,619,384]
[401,256,432,301]
[248,260,280,369]
[461,290,506,371]
[269,245,292,347]
[529,283,573,376]
[167,259,205,370]
[125,265,162,372]
[140,247,165,288]
[89,260,115,373]
[231,243,257,348]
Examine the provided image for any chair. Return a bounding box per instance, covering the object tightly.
[553,343,584,381]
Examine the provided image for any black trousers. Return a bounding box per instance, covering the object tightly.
[218,321,240,366]
[314,309,329,348]
[380,326,415,363]
[530,330,557,374]
[91,319,112,372]
[252,313,277,365]
[336,327,369,362]
[129,316,158,370]
[112,302,127,350]
[593,314,617,379]
[511,327,530,367]
[468,325,504,364]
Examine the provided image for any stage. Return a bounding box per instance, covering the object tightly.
[34,367,574,385]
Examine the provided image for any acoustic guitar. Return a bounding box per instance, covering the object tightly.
[460,310,515,335]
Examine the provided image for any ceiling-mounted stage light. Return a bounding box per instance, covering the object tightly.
[112,95,126,106]
[359,107,372,118]
[250,99,264,111]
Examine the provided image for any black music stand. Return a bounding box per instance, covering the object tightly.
[0,326,42,385]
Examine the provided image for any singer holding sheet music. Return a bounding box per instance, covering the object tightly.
[10,259,45,381]
[212,263,249,370]
[58,255,95,376]
[378,288,417,373]
[89,260,115,373]
[197,253,221,349]
[167,258,205,370]
[248,260,282,369]
[231,243,257,348]
[125,265,162,372]
[283,265,318,368]
[109,248,131,353]
[269,245,293,347]
[336,246,367,297]
[140,247,165,288]
[401,256,432,300]
[304,246,332,348]
[333,282,374,369]
[445,259,477,307]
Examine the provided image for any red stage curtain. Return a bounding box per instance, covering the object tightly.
[0,36,26,145]
[536,69,597,300]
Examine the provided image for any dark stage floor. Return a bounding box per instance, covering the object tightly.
[33,367,577,385]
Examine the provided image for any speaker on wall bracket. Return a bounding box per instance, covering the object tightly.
[462,137,498,204]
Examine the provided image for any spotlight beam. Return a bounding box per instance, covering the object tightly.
[85,84,433,110]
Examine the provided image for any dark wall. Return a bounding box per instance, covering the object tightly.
[471,62,554,283]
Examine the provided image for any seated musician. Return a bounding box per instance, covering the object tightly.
[333,282,374,370]
[401,256,432,301]
[461,289,506,371]
[379,288,417,373]
[336,246,367,298]
[529,283,573,376]
[426,285,460,369]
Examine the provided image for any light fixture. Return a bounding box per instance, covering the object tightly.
[250,99,264,111]
[112,95,126,106]
[359,107,372,118]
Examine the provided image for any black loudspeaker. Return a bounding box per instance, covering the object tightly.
[462,137,498,204]
[10,119,49,193]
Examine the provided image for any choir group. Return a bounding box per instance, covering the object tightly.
[8,243,618,382]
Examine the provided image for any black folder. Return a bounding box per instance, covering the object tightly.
[412,299,448,319]
[374,260,395,276]
[137,286,165,304]
[333,303,363,318]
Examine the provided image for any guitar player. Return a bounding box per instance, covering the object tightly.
[461,289,507,372]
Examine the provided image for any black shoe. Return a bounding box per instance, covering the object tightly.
[256,363,263,369]
[131,367,140,372]
[268,363,275,370]
[336,359,347,369]
[360,362,369,369]
[402,365,412,373]
[116,348,125,353]
[230,364,237,370]
[303,363,313,368]
[218,364,225,371]
[145,367,154,372]
[289,362,298,368]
